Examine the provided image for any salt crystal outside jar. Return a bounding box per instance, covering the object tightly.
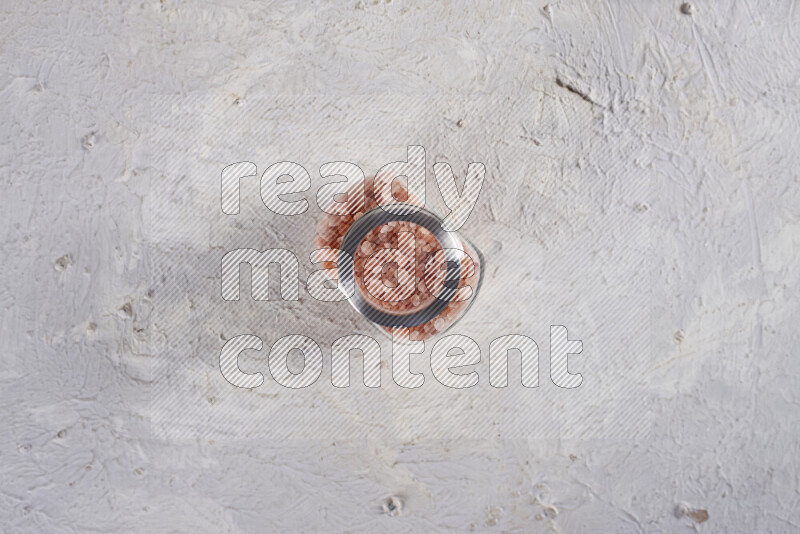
[314,178,483,341]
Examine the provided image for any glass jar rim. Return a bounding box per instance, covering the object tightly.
[337,206,464,328]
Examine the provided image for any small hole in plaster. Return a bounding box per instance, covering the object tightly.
[120,302,133,318]
[673,330,684,344]
[55,254,72,271]
[382,495,403,516]
[82,133,97,150]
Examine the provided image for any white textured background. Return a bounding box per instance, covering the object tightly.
[2,1,799,532]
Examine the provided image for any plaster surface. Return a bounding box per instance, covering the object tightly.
[1,1,799,532]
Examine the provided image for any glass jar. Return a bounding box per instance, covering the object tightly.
[314,176,484,341]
